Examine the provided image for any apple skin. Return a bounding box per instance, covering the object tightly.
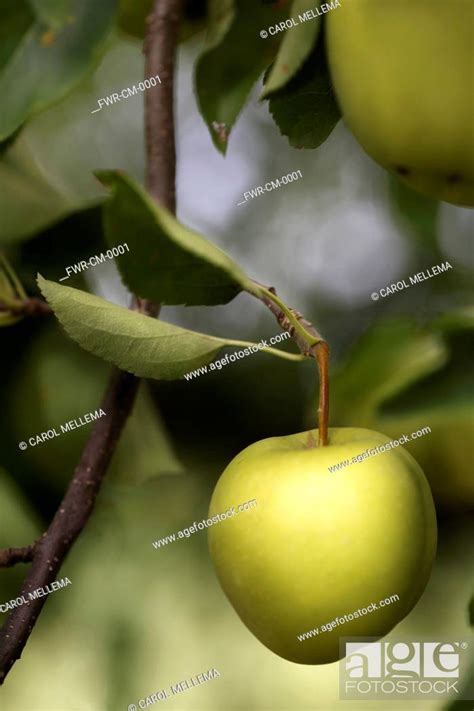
[326,0,474,207]
[208,428,437,664]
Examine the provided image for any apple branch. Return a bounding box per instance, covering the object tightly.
[0,297,52,318]
[256,287,330,447]
[0,544,37,568]
[0,0,183,684]
[144,0,182,207]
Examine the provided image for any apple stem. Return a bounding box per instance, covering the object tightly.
[313,341,329,447]
[250,282,330,447]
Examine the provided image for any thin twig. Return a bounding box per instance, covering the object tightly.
[0,545,36,568]
[0,298,52,317]
[0,0,183,684]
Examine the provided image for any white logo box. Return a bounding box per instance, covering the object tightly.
[339,637,472,700]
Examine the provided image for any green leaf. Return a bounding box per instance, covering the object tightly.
[195,0,291,153]
[261,0,321,98]
[376,322,474,424]
[268,36,341,149]
[432,307,474,334]
[29,0,76,31]
[0,0,34,73]
[38,277,303,380]
[330,316,474,510]
[204,0,236,46]
[330,319,448,426]
[98,170,255,306]
[0,0,116,141]
[380,347,474,422]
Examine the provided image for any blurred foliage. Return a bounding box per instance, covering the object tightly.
[118,0,207,40]
[14,205,104,293]
[330,319,448,424]
[0,253,27,327]
[0,1,34,73]
[4,323,183,508]
[331,313,474,510]
[446,591,474,709]
[390,175,440,251]
[0,34,144,244]
[0,468,42,605]
[0,0,116,141]
[117,0,154,37]
[29,0,76,30]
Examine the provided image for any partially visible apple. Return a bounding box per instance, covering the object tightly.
[326,0,474,206]
[380,414,474,511]
[208,428,437,664]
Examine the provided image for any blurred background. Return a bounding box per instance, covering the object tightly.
[0,6,473,710]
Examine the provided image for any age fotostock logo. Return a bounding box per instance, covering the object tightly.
[339,639,470,700]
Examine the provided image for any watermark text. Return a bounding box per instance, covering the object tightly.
[328,427,431,473]
[1,577,72,613]
[259,1,341,39]
[183,332,291,381]
[371,261,452,301]
[128,668,220,710]
[152,499,257,550]
[238,170,303,205]
[297,594,400,641]
[19,409,106,450]
[59,243,129,282]
[91,76,161,114]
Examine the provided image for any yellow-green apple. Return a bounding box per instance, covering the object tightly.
[208,427,437,664]
[326,0,474,206]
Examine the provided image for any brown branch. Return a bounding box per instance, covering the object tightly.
[257,286,330,447]
[0,545,36,568]
[0,370,139,682]
[144,0,183,207]
[0,0,183,684]
[0,297,52,317]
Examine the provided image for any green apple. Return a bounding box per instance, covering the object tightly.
[208,427,437,664]
[380,415,474,511]
[326,0,474,207]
